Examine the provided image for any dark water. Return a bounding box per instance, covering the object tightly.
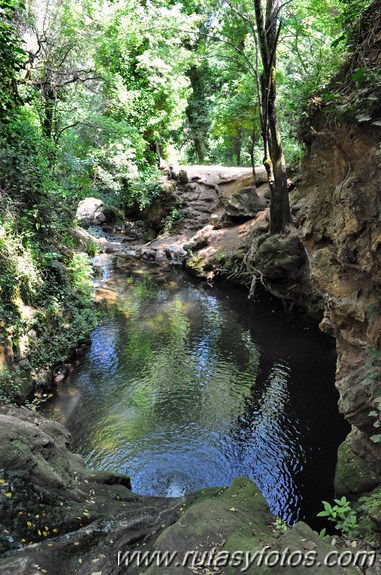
[42,255,348,526]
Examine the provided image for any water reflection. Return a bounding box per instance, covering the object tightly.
[42,256,347,525]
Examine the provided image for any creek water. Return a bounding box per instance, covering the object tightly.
[42,255,348,526]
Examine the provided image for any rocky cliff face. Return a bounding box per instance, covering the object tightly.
[297,121,381,500]
[294,0,381,511]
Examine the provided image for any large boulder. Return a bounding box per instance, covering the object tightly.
[225,186,268,219]
[76,198,106,227]
[335,441,380,497]
[0,406,182,574]
[142,477,363,575]
[254,234,307,281]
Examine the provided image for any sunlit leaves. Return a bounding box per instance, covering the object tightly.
[0,0,25,120]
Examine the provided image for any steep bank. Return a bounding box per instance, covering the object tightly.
[294,0,381,542]
[297,121,381,533]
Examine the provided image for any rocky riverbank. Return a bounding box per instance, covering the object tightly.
[0,406,369,575]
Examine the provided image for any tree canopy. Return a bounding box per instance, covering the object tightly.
[0,0,375,243]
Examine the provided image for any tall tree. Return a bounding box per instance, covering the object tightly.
[254,0,292,234]
[225,0,292,234]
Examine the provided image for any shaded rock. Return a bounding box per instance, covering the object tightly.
[178,169,188,184]
[124,220,149,243]
[102,205,124,225]
[0,337,14,371]
[225,186,268,219]
[254,234,307,281]
[141,248,158,261]
[142,477,362,575]
[211,213,224,229]
[52,364,71,386]
[34,368,53,392]
[165,245,187,264]
[0,406,182,575]
[146,228,157,242]
[335,437,380,497]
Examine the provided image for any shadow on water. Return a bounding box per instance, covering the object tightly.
[42,255,349,527]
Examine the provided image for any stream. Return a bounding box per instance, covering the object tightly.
[42,255,348,526]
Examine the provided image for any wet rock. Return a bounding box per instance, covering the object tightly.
[34,368,53,392]
[52,364,71,385]
[124,220,149,243]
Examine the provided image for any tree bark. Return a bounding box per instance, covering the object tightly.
[253,0,292,234]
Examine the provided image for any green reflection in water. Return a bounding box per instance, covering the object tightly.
[68,276,259,469]
[85,273,260,463]
[42,260,345,525]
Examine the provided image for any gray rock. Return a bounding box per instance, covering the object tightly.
[165,245,187,264]
[76,197,105,227]
[178,169,189,184]
[183,225,213,252]
[210,213,224,229]
[225,186,268,219]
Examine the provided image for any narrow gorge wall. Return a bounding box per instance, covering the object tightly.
[298,123,381,500]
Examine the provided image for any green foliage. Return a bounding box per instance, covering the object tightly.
[317,497,358,537]
[84,237,99,257]
[318,527,328,540]
[26,253,96,371]
[336,0,372,31]
[162,206,184,234]
[0,0,377,399]
[125,170,163,211]
[272,517,289,532]
[354,488,381,546]
[0,0,25,122]
[0,367,28,404]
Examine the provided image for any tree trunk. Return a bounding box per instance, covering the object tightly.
[266,67,292,234]
[254,0,292,234]
[234,126,242,166]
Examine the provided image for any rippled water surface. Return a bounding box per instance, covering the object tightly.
[43,255,348,525]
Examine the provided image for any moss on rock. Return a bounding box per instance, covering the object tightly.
[254,234,306,280]
[335,440,380,497]
[143,478,363,575]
